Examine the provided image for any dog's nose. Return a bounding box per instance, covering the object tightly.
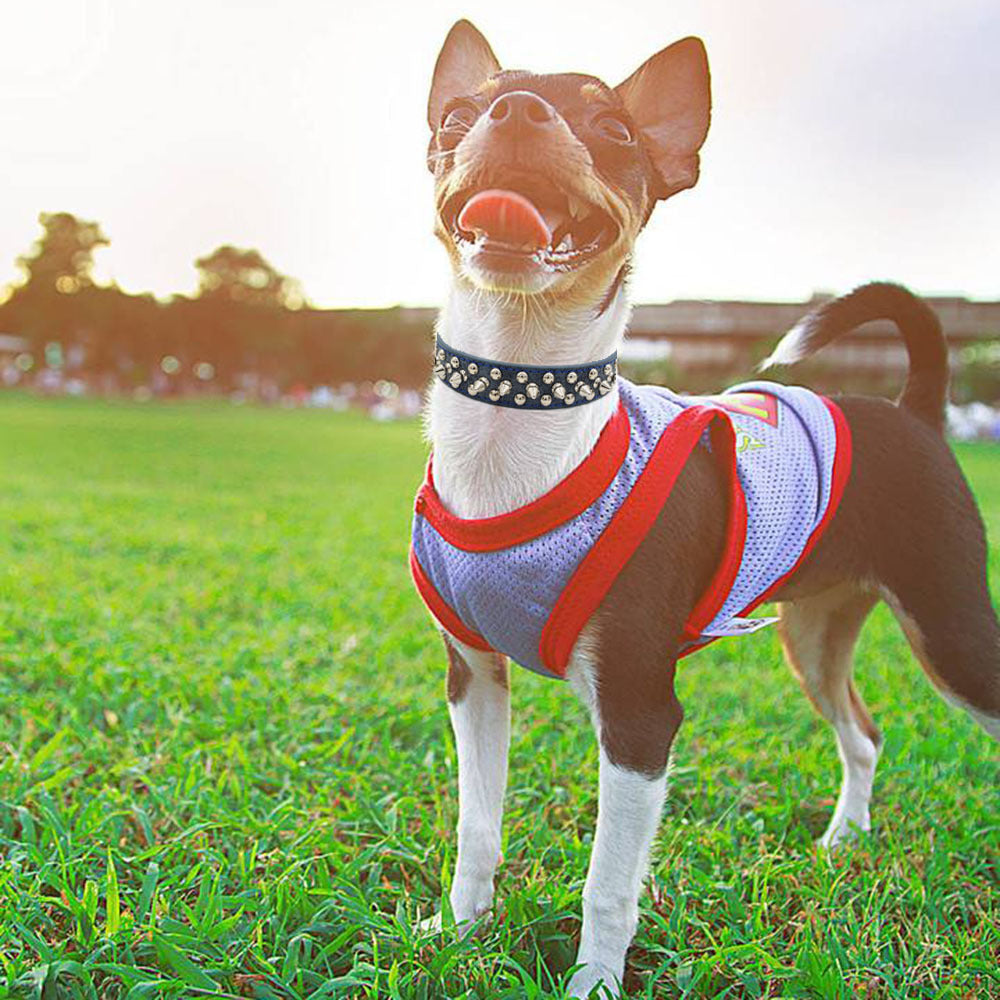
[487,91,556,133]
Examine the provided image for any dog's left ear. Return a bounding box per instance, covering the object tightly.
[615,38,711,199]
[428,20,501,131]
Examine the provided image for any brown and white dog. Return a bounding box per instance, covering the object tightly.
[416,20,1000,998]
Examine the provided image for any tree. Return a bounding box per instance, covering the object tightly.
[2,213,110,352]
[194,245,304,310]
[189,246,306,385]
[16,212,109,294]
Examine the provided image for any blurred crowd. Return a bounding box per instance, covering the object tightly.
[947,402,1000,442]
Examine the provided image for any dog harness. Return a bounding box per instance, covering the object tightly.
[411,378,851,678]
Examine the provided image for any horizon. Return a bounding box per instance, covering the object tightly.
[2,0,998,308]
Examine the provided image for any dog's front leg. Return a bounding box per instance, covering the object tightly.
[436,635,510,931]
[566,647,682,999]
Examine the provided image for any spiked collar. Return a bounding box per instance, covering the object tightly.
[432,335,618,410]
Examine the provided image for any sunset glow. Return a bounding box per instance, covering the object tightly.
[1,0,997,307]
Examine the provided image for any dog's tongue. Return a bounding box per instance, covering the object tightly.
[458,189,551,250]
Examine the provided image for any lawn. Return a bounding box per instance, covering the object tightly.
[0,394,997,1000]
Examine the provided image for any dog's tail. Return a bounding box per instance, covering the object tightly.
[759,282,948,431]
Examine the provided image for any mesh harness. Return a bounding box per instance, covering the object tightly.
[411,379,851,678]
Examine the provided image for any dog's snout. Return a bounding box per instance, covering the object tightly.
[487,91,556,131]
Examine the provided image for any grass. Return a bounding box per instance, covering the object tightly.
[0,392,997,1000]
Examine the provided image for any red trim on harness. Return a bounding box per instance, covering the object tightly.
[409,547,494,651]
[681,416,748,640]
[678,395,853,658]
[539,406,740,677]
[415,400,631,553]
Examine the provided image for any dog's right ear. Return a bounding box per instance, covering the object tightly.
[428,20,501,131]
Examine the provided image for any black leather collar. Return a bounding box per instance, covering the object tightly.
[433,336,617,410]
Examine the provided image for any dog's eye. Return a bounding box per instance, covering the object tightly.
[441,103,479,132]
[594,113,633,144]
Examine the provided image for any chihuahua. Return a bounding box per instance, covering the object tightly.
[410,20,1000,998]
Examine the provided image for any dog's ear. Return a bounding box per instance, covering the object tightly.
[615,38,711,199]
[428,20,501,131]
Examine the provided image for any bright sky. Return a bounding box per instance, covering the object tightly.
[1,0,998,308]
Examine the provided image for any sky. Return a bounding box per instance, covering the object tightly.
[1,0,998,308]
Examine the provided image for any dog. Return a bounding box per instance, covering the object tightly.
[411,20,1000,998]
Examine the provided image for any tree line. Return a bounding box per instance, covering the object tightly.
[0,213,430,391]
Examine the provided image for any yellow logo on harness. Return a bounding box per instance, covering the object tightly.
[735,430,766,454]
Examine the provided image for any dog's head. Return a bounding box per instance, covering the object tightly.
[427,20,711,304]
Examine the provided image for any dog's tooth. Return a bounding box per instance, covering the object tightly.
[567,195,588,220]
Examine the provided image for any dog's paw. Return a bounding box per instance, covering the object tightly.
[817,814,871,852]
[415,910,444,936]
[414,907,491,939]
[566,962,622,999]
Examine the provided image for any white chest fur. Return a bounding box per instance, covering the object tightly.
[426,284,630,518]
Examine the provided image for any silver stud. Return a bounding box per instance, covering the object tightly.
[498,380,512,396]
[468,377,488,396]
[542,372,554,384]
[604,363,614,376]
[433,363,446,380]
[490,367,502,381]
[564,392,576,405]
[599,380,611,395]
[489,389,501,402]
[589,368,598,380]
[467,362,478,375]
[450,356,460,368]
[436,348,445,361]
[526,383,539,399]
[449,371,463,389]
[540,394,552,406]
[516,371,528,384]
[552,383,565,399]
[514,393,526,406]
[579,383,594,400]
[567,371,578,384]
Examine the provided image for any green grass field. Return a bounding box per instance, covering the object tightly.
[0,394,997,1000]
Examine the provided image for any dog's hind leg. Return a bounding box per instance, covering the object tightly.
[866,434,1000,740]
[882,578,1000,742]
[426,635,510,933]
[777,584,881,849]
[834,396,1000,738]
